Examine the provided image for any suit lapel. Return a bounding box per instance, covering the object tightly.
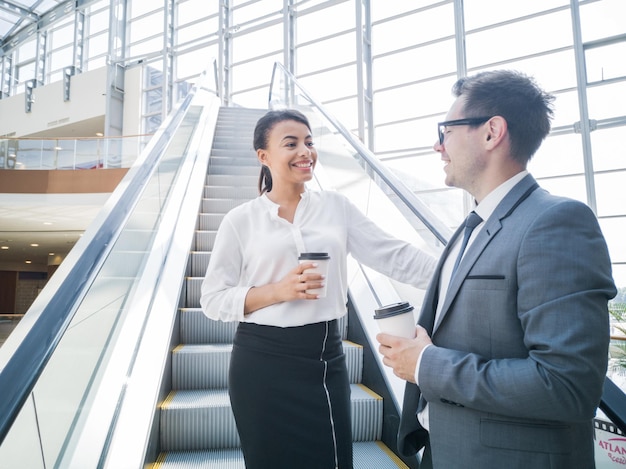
[432,175,540,333]
[417,226,463,334]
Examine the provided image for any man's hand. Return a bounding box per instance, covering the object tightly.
[376,326,433,383]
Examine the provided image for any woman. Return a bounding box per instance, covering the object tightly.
[200,109,436,468]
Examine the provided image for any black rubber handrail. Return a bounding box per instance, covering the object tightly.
[600,376,626,432]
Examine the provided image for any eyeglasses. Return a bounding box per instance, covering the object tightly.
[437,117,493,145]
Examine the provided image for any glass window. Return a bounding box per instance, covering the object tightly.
[371,5,454,56]
[551,89,581,128]
[16,62,36,83]
[129,37,164,59]
[297,65,358,103]
[232,25,282,64]
[464,0,568,30]
[374,78,455,125]
[130,11,164,44]
[321,97,359,133]
[373,41,456,90]
[466,11,572,68]
[296,33,355,75]
[145,88,162,114]
[176,46,219,81]
[178,0,218,24]
[587,81,626,120]
[386,150,465,227]
[88,8,110,35]
[580,0,626,42]
[234,0,281,23]
[17,40,37,62]
[131,0,161,18]
[585,41,626,83]
[482,51,578,94]
[231,87,269,109]
[537,174,587,202]
[528,133,584,178]
[87,32,109,58]
[371,1,441,22]
[50,46,73,72]
[600,217,626,265]
[177,18,219,46]
[297,2,355,43]
[385,149,450,193]
[50,22,75,47]
[86,56,106,70]
[595,171,626,217]
[375,118,437,154]
[590,127,626,172]
[232,55,281,92]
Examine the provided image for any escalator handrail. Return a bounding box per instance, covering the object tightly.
[269,61,452,245]
[600,376,626,431]
[0,79,200,446]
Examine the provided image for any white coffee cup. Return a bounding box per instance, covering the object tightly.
[298,252,330,297]
[373,302,416,338]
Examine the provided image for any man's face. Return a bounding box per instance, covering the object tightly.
[434,96,488,194]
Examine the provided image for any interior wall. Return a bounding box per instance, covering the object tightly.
[0,66,144,139]
[0,68,107,138]
[0,168,128,194]
[122,65,143,138]
[0,271,17,313]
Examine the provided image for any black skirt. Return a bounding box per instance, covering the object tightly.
[229,319,352,469]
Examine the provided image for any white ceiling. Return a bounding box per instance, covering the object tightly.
[0,106,110,270]
[0,193,109,268]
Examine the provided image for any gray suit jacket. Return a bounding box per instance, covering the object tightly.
[398,174,616,468]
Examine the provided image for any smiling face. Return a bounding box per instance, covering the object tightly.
[434,96,489,195]
[257,119,317,190]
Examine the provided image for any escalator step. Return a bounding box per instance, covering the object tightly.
[171,340,362,389]
[150,441,410,468]
[159,384,382,451]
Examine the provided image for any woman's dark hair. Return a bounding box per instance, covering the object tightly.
[452,70,555,165]
[253,109,311,194]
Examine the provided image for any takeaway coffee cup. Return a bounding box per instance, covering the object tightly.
[373,302,416,338]
[298,252,330,297]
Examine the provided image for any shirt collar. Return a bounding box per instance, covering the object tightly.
[474,170,528,221]
[260,190,310,215]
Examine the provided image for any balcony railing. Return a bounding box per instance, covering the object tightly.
[0,135,152,170]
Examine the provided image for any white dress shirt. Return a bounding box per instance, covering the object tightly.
[416,170,528,430]
[200,190,437,328]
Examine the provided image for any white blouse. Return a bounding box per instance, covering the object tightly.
[200,190,436,327]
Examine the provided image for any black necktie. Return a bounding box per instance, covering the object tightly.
[451,211,482,276]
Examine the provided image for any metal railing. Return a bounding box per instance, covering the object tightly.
[0,135,149,170]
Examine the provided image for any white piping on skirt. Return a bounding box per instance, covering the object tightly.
[320,320,339,469]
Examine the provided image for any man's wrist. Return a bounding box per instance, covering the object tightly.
[414,343,432,385]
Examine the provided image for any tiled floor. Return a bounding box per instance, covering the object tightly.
[0,317,22,347]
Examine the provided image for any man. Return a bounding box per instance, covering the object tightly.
[377,70,616,468]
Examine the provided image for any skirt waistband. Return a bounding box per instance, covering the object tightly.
[234,319,342,360]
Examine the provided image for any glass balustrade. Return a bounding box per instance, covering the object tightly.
[0,135,148,170]
[0,81,215,467]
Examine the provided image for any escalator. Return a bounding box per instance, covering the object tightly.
[149,106,411,468]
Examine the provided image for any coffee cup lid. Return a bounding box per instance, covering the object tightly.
[298,252,330,260]
[373,301,414,319]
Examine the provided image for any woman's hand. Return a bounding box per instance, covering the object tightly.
[280,262,325,301]
[243,262,325,315]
